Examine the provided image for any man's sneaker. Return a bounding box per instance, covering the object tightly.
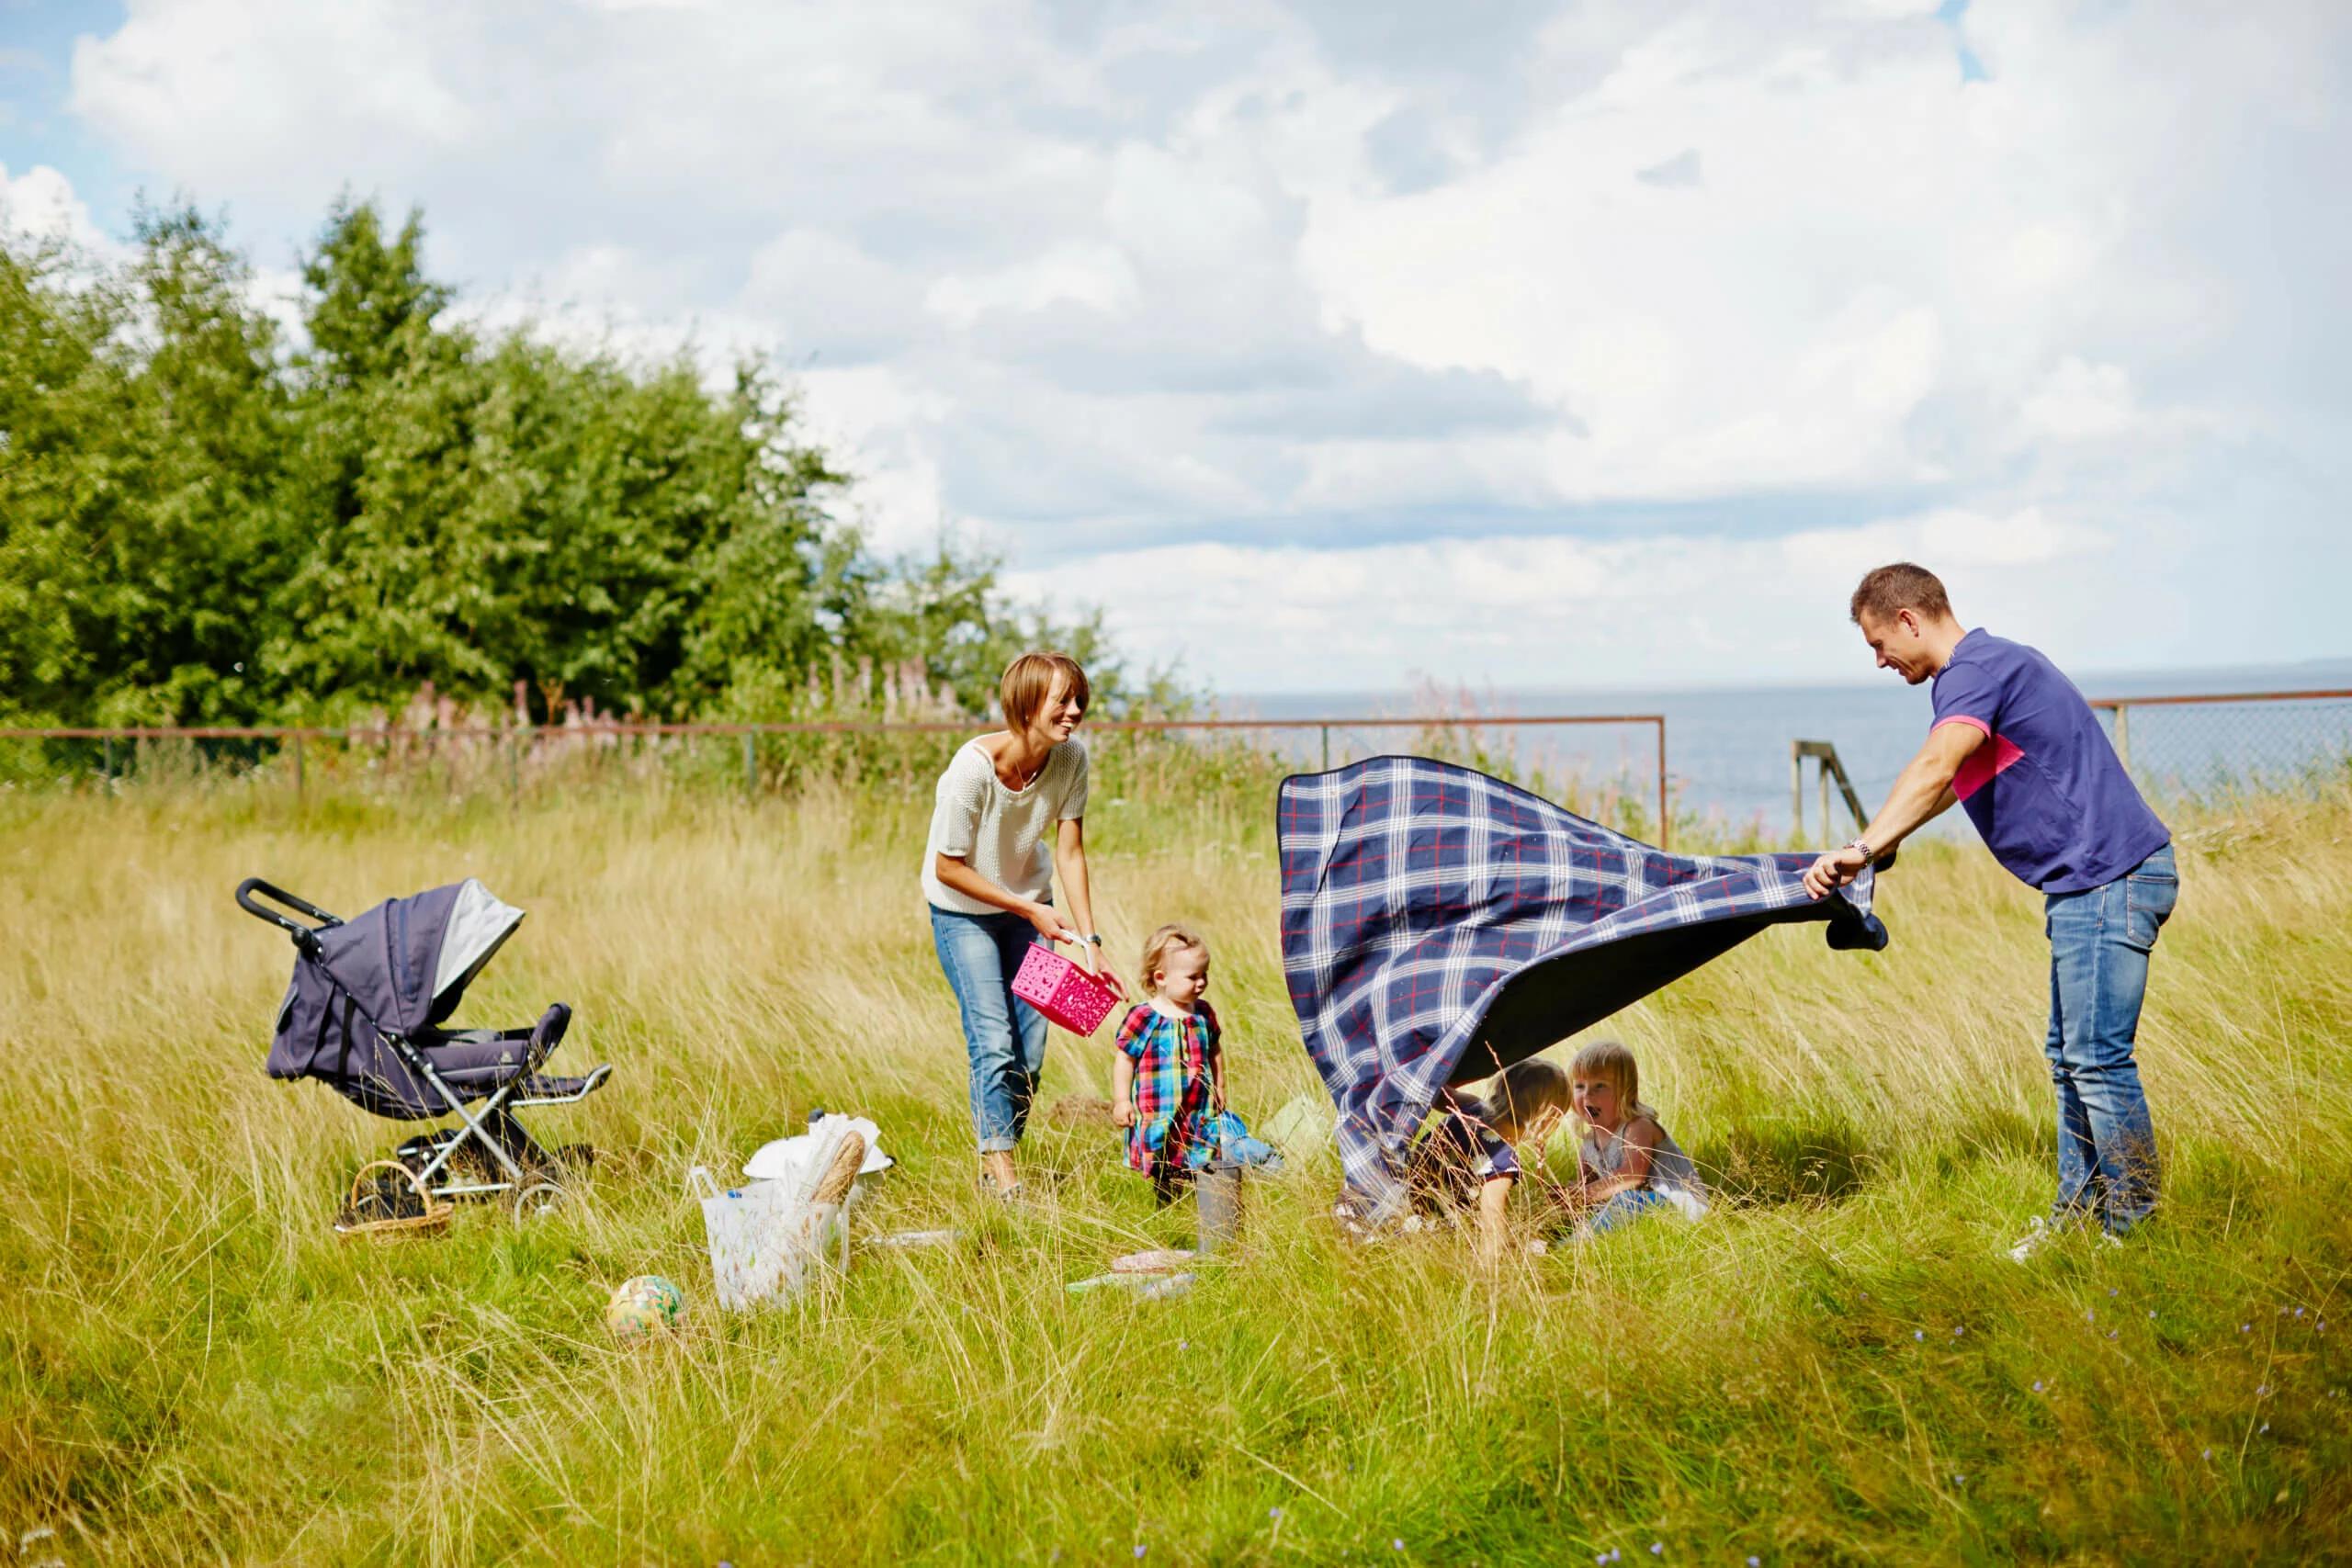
[2007,1216,2058,1262]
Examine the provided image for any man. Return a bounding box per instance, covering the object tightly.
[1803,563,2178,1258]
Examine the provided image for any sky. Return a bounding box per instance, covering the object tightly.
[3,0,2346,694]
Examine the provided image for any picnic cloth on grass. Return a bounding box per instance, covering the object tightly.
[1278,757,1888,1219]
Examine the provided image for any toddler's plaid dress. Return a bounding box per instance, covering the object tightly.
[1113,999,1221,1174]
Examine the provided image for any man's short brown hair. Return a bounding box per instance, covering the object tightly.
[1849,562,1952,625]
[999,650,1091,731]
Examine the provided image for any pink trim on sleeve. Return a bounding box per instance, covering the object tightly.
[1953,733,2026,802]
[1931,715,1991,739]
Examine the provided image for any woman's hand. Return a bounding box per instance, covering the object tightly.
[1023,901,1080,947]
[1113,1100,1136,1128]
[1089,953,1130,999]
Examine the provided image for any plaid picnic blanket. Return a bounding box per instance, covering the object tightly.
[1278,757,1888,1218]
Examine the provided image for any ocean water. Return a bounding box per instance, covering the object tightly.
[1220,660,2352,844]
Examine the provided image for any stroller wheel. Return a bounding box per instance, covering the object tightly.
[509,1175,570,1226]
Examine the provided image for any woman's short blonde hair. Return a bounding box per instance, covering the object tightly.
[1570,1039,1640,1112]
[1483,1056,1572,1144]
[999,651,1091,733]
[1137,923,1207,990]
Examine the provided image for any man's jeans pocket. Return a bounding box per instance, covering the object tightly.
[2122,846,2177,953]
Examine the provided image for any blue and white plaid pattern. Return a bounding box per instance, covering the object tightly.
[1279,757,1886,1217]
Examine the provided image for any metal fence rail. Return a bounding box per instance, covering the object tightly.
[0,713,1675,847]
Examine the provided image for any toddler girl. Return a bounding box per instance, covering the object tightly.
[1565,1039,1709,1233]
[1111,924,1224,1195]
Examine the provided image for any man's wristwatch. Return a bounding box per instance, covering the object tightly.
[1083,932,1103,946]
[1842,838,1874,862]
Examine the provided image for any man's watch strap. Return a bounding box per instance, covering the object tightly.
[1083,932,1104,945]
[1843,838,1874,861]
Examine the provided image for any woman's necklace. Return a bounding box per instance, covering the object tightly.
[998,738,1044,791]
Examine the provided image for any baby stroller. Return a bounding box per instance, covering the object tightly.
[238,875,613,1234]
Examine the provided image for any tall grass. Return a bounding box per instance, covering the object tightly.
[1,772,2346,1564]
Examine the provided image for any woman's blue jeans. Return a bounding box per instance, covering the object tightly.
[2043,843,2177,1234]
[930,906,1049,1154]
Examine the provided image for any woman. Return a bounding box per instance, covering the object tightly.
[924,650,1125,1199]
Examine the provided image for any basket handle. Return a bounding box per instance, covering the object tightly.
[345,1158,448,1226]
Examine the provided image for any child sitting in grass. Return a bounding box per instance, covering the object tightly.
[1112,924,1225,1199]
[1563,1039,1709,1233]
[1406,1055,1575,1259]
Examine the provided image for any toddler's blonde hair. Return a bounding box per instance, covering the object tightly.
[1138,923,1207,993]
[1570,1038,1641,1114]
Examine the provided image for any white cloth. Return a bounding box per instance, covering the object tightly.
[1582,1105,1711,1220]
[920,737,1090,915]
[744,1114,892,1186]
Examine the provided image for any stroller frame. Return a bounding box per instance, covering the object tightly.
[237,877,610,1205]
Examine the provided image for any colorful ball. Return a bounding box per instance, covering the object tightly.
[605,1275,684,1339]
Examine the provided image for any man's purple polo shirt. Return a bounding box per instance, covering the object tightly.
[1929,629,2169,894]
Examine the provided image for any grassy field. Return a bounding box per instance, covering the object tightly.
[2,771,2348,1565]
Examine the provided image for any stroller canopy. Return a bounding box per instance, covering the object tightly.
[1278,758,1888,1214]
[267,878,525,1088]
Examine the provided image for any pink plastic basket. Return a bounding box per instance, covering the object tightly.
[1010,943,1122,1035]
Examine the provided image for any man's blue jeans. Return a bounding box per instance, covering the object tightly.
[2043,843,2177,1234]
[930,906,1050,1154]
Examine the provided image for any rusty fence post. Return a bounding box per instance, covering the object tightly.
[1656,718,1670,851]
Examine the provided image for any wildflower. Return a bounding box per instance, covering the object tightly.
[1953,1474,1965,1484]
[2240,1324,2250,1333]
[2033,1381,2044,1392]
[2086,1310,2096,1324]
[1914,1330,1924,1341]
[1651,1542,1665,1555]
[2295,1307,2305,1318]
[2148,1310,2156,1319]
[1749,1558,1762,1567]
[1953,1325,1964,1337]
[2107,1330,2118,1339]
[2259,1423,2270,1435]
[1595,1554,1608,1565]
[1271,1509,1282,1521]
[2109,1288,2118,1297]
[2257,1384,2269,1395]
[1179,1340,1188,1350]
[2203,1448,2212,1460]
[1136,1548,1148,1560]
[1393,1540,1404,1552]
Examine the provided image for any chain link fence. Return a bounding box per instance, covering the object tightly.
[2094,689,2352,803]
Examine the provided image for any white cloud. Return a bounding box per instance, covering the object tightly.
[2017,356,2137,444]
[1004,503,2127,692]
[36,0,2352,689]
[0,161,112,255]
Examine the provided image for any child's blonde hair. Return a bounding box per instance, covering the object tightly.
[1570,1039,1641,1113]
[1482,1055,1572,1143]
[1138,923,1207,993]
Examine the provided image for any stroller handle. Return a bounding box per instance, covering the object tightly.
[235,878,341,947]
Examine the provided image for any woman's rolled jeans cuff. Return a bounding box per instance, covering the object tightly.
[929,904,1050,1154]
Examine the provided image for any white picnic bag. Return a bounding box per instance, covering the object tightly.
[688,1123,865,1311]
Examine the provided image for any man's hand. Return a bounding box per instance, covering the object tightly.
[1803,843,1870,900]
